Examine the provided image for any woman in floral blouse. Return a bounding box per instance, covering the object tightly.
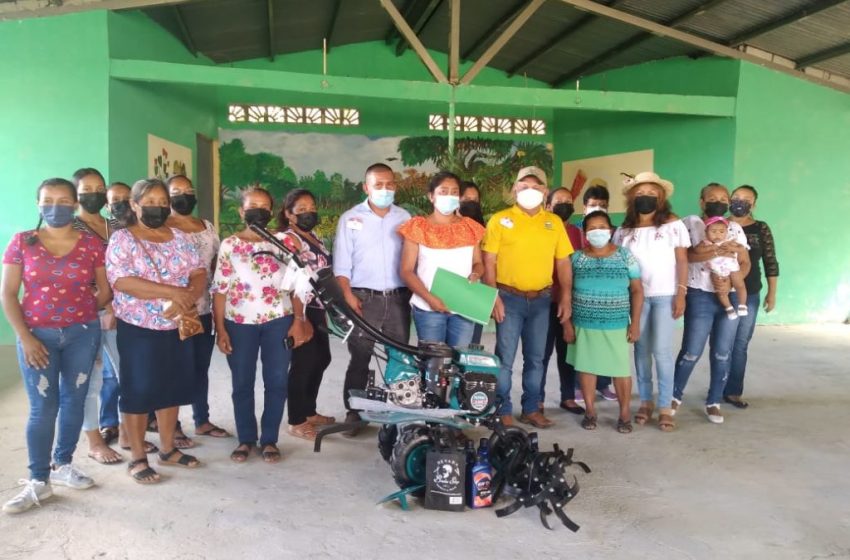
[106,179,206,484]
[212,187,310,464]
[155,174,229,447]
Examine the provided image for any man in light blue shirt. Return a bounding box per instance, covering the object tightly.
[333,163,411,434]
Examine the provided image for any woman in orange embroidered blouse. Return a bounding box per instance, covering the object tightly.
[398,171,485,347]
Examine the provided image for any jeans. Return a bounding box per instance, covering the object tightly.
[98,328,120,428]
[634,296,676,409]
[725,293,760,397]
[191,314,216,426]
[16,320,100,481]
[412,306,475,347]
[225,316,294,446]
[344,289,411,410]
[673,289,738,406]
[494,290,551,416]
[288,307,332,425]
[541,303,577,404]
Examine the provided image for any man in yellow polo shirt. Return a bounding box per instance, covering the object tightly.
[482,166,574,428]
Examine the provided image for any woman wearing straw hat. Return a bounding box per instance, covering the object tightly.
[613,172,690,432]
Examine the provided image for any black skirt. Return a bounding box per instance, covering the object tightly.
[116,319,197,414]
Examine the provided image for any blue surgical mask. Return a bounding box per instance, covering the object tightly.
[39,204,75,228]
[369,188,395,209]
[586,229,612,248]
[433,194,460,215]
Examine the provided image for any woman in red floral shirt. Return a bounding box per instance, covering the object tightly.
[1,178,111,514]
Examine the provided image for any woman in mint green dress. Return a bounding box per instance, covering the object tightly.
[565,211,644,433]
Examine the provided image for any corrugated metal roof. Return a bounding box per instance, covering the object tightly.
[129,0,850,88]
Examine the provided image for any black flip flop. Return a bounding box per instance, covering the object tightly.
[723,396,750,409]
[560,402,586,415]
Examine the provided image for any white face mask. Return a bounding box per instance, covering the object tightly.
[584,204,608,216]
[516,188,544,210]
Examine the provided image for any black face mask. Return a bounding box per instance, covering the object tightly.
[79,192,107,214]
[729,199,752,218]
[552,202,574,222]
[634,195,658,215]
[458,200,484,224]
[171,194,197,216]
[295,211,319,232]
[704,201,729,218]
[244,208,272,229]
[139,205,170,229]
[109,200,132,222]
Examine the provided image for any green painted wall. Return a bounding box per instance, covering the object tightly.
[0,11,111,344]
[732,62,850,324]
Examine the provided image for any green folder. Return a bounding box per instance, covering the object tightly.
[430,267,498,326]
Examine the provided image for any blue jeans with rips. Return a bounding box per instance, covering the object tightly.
[494,290,551,416]
[724,293,760,398]
[673,288,738,406]
[16,320,100,481]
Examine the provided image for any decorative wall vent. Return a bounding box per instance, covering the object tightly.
[227,104,360,126]
[428,114,545,135]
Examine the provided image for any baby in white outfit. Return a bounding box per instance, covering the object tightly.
[703,216,748,320]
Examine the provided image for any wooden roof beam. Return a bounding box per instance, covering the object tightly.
[380,0,448,83]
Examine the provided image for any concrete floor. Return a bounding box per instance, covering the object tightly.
[0,324,848,560]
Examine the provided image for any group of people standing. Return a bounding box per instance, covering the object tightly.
[1,162,778,515]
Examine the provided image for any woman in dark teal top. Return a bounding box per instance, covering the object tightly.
[566,211,644,433]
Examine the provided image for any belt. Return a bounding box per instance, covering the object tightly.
[497,283,552,299]
[352,287,410,296]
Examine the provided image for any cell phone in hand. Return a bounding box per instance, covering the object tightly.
[283,336,295,350]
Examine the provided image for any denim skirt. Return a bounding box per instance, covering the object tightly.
[116,319,197,414]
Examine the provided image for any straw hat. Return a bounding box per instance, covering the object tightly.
[622,171,674,198]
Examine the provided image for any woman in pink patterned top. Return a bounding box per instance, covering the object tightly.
[212,187,309,464]
[106,178,206,485]
[1,178,110,514]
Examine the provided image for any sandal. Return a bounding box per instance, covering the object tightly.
[288,422,317,441]
[230,443,254,463]
[146,418,158,433]
[121,440,159,454]
[88,447,124,465]
[158,449,201,469]
[260,444,281,464]
[195,423,231,438]
[559,401,585,415]
[617,419,633,434]
[127,459,160,485]
[99,426,119,445]
[581,415,597,430]
[306,414,336,426]
[174,431,196,449]
[723,395,749,409]
[634,402,654,425]
[658,413,676,432]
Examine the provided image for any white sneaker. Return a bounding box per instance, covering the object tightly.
[705,404,724,424]
[49,464,94,490]
[3,479,53,514]
[737,304,748,317]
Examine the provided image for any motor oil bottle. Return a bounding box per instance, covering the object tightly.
[470,438,493,508]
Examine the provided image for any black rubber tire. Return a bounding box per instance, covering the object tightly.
[377,424,397,463]
[389,424,434,496]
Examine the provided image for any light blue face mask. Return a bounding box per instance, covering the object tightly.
[369,188,395,209]
[586,229,612,248]
[433,195,460,215]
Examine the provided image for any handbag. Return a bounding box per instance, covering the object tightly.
[130,230,204,340]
